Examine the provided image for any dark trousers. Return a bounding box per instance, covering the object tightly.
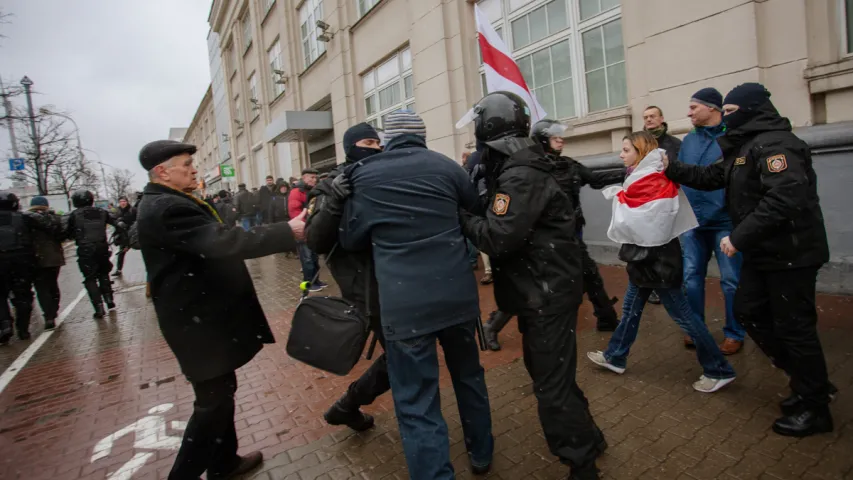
[33,266,61,321]
[77,245,113,308]
[579,236,617,324]
[518,309,605,469]
[296,242,320,283]
[385,320,493,480]
[114,247,128,272]
[735,264,831,408]
[0,257,34,334]
[169,371,241,480]
[343,314,390,408]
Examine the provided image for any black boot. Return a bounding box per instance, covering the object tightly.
[44,318,56,330]
[569,463,600,480]
[780,384,838,416]
[483,321,501,351]
[324,397,374,431]
[111,270,122,277]
[103,293,116,310]
[595,297,620,332]
[772,407,833,437]
[0,321,12,345]
[15,305,32,340]
[92,303,106,319]
[484,311,512,351]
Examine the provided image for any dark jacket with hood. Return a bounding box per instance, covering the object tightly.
[137,182,298,382]
[649,123,682,165]
[665,102,829,271]
[215,196,239,226]
[550,155,625,232]
[678,122,732,229]
[26,206,66,268]
[234,186,256,217]
[460,139,584,315]
[340,135,481,341]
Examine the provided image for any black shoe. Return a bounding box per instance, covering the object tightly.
[471,459,491,475]
[111,271,122,277]
[44,319,56,330]
[103,294,116,310]
[0,327,12,345]
[209,451,264,479]
[647,291,661,304]
[772,408,833,437]
[569,463,600,480]
[780,384,839,416]
[93,304,106,319]
[483,322,501,351]
[324,400,375,431]
[17,331,31,341]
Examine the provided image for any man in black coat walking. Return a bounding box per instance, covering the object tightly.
[27,196,66,330]
[136,139,307,480]
[305,123,386,432]
[663,83,834,438]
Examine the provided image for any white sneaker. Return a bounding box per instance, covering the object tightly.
[587,351,626,375]
[693,375,736,393]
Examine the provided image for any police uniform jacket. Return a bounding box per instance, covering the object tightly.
[25,208,66,268]
[137,182,297,382]
[665,103,829,271]
[550,155,625,231]
[461,143,584,316]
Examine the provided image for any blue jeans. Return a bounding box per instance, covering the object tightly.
[240,215,256,231]
[296,242,319,283]
[604,282,735,380]
[681,228,745,341]
[385,321,494,480]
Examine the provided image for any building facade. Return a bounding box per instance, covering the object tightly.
[182,86,223,194]
[202,0,853,181]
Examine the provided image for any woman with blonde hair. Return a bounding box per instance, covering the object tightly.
[587,131,736,393]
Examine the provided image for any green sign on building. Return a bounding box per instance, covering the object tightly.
[220,165,235,177]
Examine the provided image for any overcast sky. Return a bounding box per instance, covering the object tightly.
[0,0,213,190]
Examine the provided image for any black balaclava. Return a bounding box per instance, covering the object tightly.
[343,122,382,162]
[722,83,771,131]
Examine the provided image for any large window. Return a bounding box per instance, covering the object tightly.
[846,0,853,54]
[242,12,253,52]
[264,0,275,15]
[300,0,326,68]
[362,48,414,129]
[234,94,242,126]
[268,40,285,98]
[477,0,625,117]
[357,0,380,18]
[248,72,260,119]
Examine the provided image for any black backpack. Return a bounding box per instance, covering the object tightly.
[286,245,372,376]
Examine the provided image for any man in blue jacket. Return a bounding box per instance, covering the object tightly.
[678,88,745,354]
[340,111,493,480]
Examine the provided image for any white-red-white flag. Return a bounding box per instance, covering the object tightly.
[475,4,546,123]
[601,149,698,247]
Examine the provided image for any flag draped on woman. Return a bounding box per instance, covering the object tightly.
[601,149,698,247]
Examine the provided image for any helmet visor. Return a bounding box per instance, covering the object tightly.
[455,104,484,130]
[540,122,569,138]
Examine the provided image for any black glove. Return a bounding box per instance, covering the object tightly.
[329,173,352,202]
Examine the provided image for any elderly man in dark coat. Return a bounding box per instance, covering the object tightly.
[135,139,306,480]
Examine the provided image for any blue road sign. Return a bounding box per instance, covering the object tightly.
[8,158,25,171]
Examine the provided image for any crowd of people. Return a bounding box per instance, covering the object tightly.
[2,80,823,480]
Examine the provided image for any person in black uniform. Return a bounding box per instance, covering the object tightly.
[67,189,122,319]
[459,92,605,480]
[532,119,624,331]
[112,195,137,277]
[0,191,41,342]
[663,83,835,437]
[27,196,66,331]
[305,122,386,431]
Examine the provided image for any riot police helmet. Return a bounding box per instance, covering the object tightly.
[71,189,95,208]
[458,91,531,144]
[531,119,569,156]
[0,191,19,211]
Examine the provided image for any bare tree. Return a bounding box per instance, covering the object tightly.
[50,154,99,200]
[104,168,135,202]
[11,114,78,193]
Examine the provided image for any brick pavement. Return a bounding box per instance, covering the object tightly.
[0,250,851,480]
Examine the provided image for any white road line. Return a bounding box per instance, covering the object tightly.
[0,288,87,395]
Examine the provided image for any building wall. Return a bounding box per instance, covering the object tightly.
[203,0,853,177]
[182,87,221,195]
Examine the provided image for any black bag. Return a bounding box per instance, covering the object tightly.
[285,245,371,375]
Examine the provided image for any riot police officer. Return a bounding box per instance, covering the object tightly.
[664,83,834,437]
[531,119,624,332]
[111,195,136,276]
[0,191,39,342]
[305,122,385,432]
[459,92,605,480]
[67,189,122,319]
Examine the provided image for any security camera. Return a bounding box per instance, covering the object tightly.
[318,32,333,42]
[316,20,329,30]
[273,69,286,75]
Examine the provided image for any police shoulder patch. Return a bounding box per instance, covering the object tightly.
[493,193,510,216]
[734,157,746,166]
[766,154,787,173]
[307,197,318,216]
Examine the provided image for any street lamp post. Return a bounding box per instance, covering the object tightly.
[40,108,110,200]
[20,76,45,195]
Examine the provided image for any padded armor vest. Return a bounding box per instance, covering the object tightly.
[0,211,30,253]
[72,207,108,245]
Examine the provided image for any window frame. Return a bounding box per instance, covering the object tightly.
[268,39,286,100]
[241,12,253,54]
[248,71,260,120]
[476,0,624,119]
[299,0,326,70]
[357,0,381,18]
[842,0,853,56]
[233,93,244,136]
[362,47,415,130]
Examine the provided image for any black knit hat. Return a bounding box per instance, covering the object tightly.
[690,87,723,111]
[139,140,197,171]
[723,83,771,112]
[343,123,380,156]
